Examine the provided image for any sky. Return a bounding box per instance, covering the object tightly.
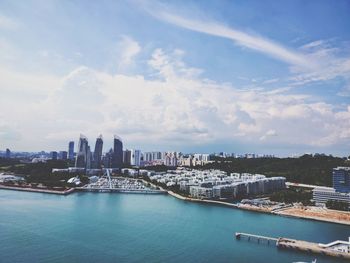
[0,0,349,156]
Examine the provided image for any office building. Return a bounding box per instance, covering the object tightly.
[123,149,132,165]
[51,151,58,160]
[333,167,350,193]
[313,167,350,209]
[75,134,89,168]
[59,151,68,160]
[93,135,103,169]
[68,141,74,160]
[131,149,141,167]
[112,135,123,169]
[103,148,114,168]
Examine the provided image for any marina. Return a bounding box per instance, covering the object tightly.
[77,169,167,194]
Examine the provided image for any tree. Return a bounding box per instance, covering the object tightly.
[326,200,349,211]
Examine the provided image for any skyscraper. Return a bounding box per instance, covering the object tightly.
[75,134,89,168]
[93,135,103,169]
[333,167,350,193]
[68,141,74,160]
[103,148,114,168]
[131,149,141,167]
[112,135,123,169]
[123,149,132,165]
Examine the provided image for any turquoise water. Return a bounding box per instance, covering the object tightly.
[0,190,349,263]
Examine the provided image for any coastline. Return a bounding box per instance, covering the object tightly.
[165,189,350,226]
[2,181,349,226]
[0,185,75,195]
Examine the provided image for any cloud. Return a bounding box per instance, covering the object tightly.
[260,129,277,141]
[148,48,203,80]
[144,6,350,92]
[147,10,312,69]
[0,47,349,153]
[117,36,141,70]
[290,39,350,87]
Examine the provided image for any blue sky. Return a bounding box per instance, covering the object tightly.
[0,0,349,156]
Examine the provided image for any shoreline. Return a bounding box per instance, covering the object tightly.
[0,185,75,195]
[165,189,350,226]
[1,181,349,226]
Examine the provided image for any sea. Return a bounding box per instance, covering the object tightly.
[0,190,349,263]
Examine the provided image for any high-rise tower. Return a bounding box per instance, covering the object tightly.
[112,135,123,169]
[68,141,74,160]
[93,135,103,169]
[75,134,89,168]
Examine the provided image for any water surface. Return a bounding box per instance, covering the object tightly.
[0,190,349,263]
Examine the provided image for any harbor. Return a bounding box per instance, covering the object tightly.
[77,170,167,194]
[235,232,350,260]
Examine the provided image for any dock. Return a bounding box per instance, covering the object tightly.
[235,232,350,260]
[235,232,278,245]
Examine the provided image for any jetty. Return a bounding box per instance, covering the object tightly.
[235,232,350,260]
[0,184,75,195]
[235,232,278,245]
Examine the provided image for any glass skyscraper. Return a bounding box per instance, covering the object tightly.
[75,134,90,168]
[93,135,103,169]
[333,167,350,193]
[112,135,123,169]
[68,141,74,160]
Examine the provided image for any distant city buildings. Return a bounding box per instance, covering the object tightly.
[68,141,74,160]
[313,167,350,209]
[50,151,58,160]
[130,149,141,167]
[123,149,132,165]
[93,135,103,169]
[59,151,67,160]
[5,148,11,158]
[75,134,90,169]
[112,135,123,169]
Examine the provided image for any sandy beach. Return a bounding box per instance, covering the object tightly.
[166,188,350,226]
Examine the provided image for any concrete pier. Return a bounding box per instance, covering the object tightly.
[235,232,350,260]
[235,232,278,245]
[277,238,350,259]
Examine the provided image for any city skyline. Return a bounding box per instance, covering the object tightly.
[0,0,349,156]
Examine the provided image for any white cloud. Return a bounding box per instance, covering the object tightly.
[290,39,350,87]
[0,47,349,153]
[260,129,277,141]
[148,11,312,69]
[144,7,350,93]
[117,36,141,70]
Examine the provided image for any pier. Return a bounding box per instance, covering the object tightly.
[235,232,278,245]
[235,232,350,260]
